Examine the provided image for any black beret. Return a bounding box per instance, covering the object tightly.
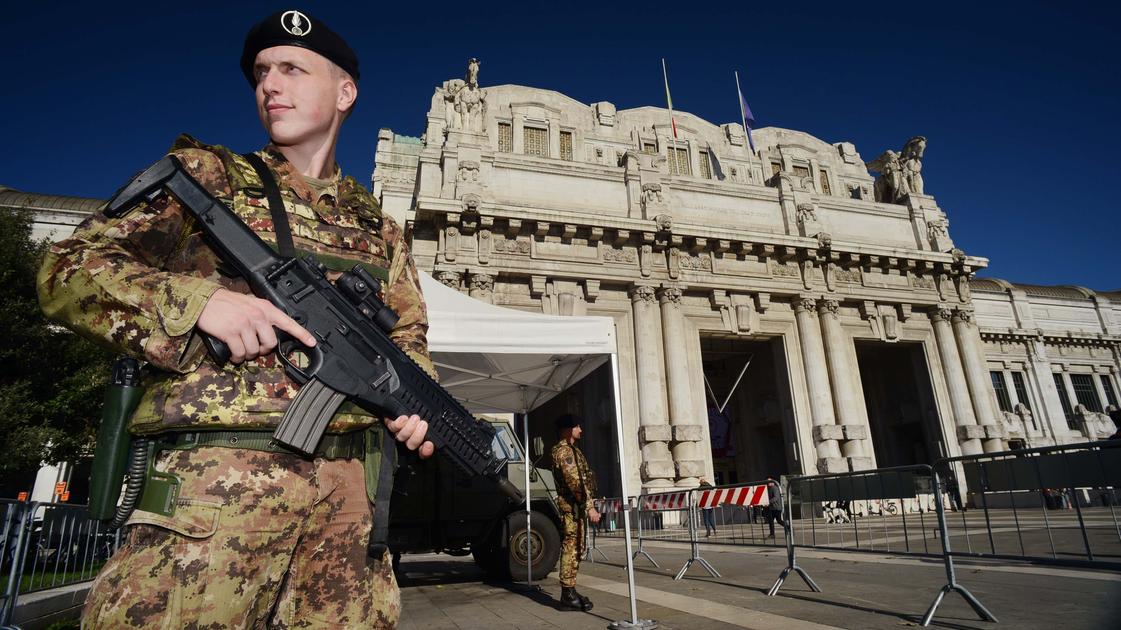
[241,9,360,87]
[555,414,583,429]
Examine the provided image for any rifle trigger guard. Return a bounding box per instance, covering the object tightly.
[277,337,324,384]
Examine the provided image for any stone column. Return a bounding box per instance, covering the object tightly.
[629,285,674,489]
[817,299,868,463]
[951,308,1005,453]
[659,286,704,487]
[931,307,983,455]
[794,296,843,471]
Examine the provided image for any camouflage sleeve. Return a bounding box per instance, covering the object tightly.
[381,215,435,381]
[37,148,230,373]
[552,446,586,503]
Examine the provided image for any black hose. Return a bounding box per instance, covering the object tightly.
[110,438,151,530]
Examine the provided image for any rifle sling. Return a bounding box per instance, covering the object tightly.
[242,152,296,258]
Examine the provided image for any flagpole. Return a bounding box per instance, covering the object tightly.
[662,58,680,176]
[734,70,755,157]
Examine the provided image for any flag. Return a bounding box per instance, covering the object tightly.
[735,71,757,154]
[706,142,726,180]
[662,58,678,138]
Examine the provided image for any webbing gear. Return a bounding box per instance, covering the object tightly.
[241,152,295,257]
[159,429,367,460]
[365,426,398,560]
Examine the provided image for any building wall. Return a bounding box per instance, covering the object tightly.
[381,69,1022,493]
[8,69,1117,498]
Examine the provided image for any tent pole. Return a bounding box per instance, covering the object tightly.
[610,353,653,628]
[521,399,534,589]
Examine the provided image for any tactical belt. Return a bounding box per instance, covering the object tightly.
[156,429,370,460]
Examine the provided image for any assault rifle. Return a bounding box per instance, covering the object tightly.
[105,156,521,501]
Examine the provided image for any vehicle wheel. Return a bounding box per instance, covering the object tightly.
[506,510,560,582]
[471,541,505,577]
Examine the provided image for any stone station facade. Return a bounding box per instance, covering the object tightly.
[7,62,1119,497]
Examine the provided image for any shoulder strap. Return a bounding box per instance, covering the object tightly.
[242,152,295,258]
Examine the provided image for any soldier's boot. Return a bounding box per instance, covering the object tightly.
[574,590,594,612]
[560,587,583,610]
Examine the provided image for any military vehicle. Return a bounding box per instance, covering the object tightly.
[388,418,563,580]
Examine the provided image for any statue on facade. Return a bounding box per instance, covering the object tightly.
[901,136,926,195]
[868,136,928,203]
[867,149,908,203]
[442,58,487,133]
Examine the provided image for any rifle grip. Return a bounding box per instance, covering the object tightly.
[203,333,231,366]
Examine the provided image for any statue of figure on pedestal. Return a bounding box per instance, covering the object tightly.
[867,150,908,203]
[868,136,927,203]
[901,136,926,195]
[442,58,487,133]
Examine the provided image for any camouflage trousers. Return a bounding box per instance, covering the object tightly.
[82,446,399,629]
[557,501,586,588]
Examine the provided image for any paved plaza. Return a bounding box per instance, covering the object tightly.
[397,538,1121,629]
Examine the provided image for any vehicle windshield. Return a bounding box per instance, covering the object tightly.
[491,424,523,462]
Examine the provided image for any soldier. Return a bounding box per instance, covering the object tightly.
[38,9,435,629]
[550,413,601,611]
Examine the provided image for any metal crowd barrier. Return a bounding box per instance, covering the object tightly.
[0,500,120,627]
[787,465,944,557]
[935,439,1121,570]
[782,465,996,626]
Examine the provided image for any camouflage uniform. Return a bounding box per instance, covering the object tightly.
[550,438,597,589]
[38,136,432,628]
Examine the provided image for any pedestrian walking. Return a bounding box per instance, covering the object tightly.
[699,478,717,537]
[765,477,787,538]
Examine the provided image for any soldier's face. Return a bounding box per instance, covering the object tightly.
[253,46,356,147]
[572,425,583,440]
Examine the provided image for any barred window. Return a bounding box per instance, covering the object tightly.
[770,161,782,177]
[819,169,832,194]
[559,131,574,161]
[1053,373,1078,430]
[643,142,657,153]
[793,165,811,179]
[497,122,512,152]
[1071,374,1103,412]
[524,126,548,157]
[1011,371,1031,411]
[1101,375,1119,408]
[698,150,712,179]
[990,371,1013,413]
[668,147,691,176]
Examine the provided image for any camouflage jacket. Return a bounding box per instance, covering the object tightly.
[38,135,434,435]
[550,438,597,512]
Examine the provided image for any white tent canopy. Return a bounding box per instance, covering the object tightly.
[418,271,647,625]
[420,271,615,414]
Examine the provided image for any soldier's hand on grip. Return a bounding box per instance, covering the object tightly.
[386,414,435,458]
[197,288,317,363]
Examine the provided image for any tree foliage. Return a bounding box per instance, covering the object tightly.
[0,210,111,477]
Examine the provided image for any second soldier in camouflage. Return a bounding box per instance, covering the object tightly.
[550,413,600,612]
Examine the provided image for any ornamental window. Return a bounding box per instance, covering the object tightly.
[668,146,691,176]
[524,126,548,157]
[1071,374,1103,413]
[1101,375,1119,408]
[990,371,1013,413]
[1053,373,1078,430]
[497,122,512,152]
[698,150,712,179]
[819,169,832,195]
[560,131,574,161]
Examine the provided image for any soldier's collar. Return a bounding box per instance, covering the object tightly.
[260,143,341,205]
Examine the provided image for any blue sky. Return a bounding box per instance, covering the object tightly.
[3,1,1117,289]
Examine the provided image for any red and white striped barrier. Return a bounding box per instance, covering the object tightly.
[595,498,623,514]
[641,491,690,511]
[697,484,769,509]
